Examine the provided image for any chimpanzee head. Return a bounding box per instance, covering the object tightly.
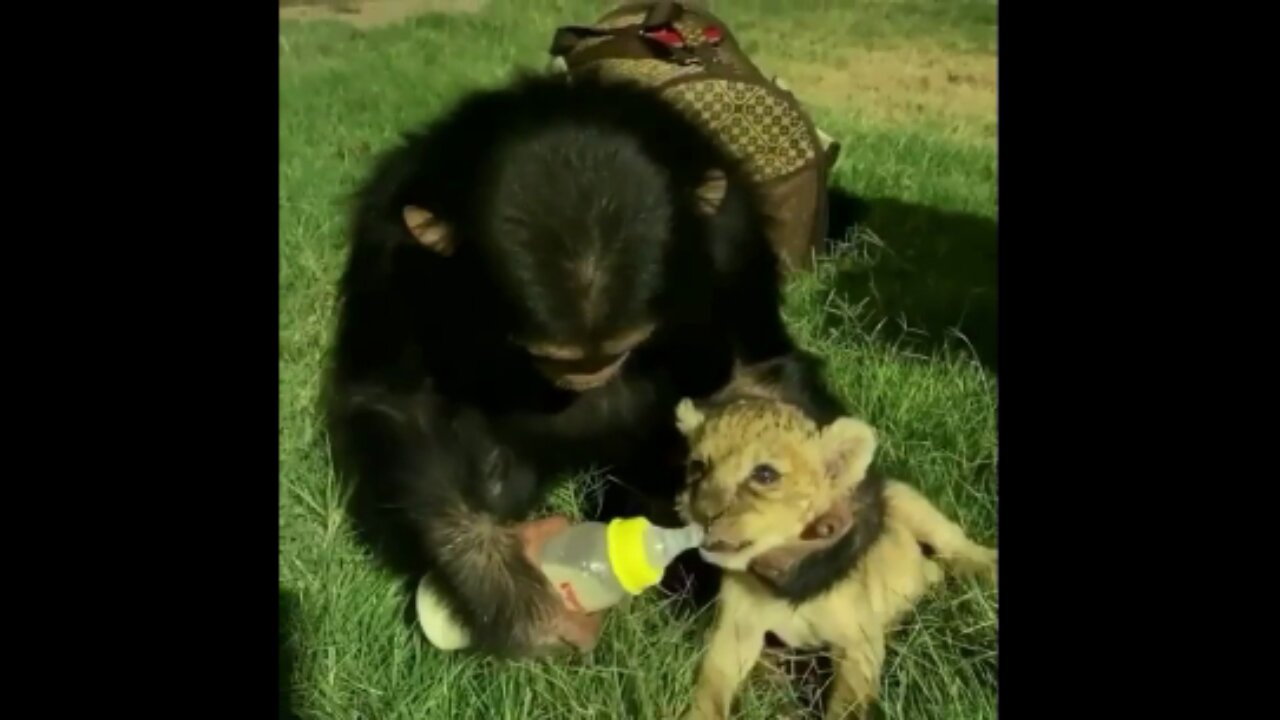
[365,74,737,392]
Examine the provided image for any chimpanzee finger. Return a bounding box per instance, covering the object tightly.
[517,515,572,566]
[554,608,604,652]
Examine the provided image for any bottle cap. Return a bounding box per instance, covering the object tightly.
[415,574,471,650]
[606,517,662,594]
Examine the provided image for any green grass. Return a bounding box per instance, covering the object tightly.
[279,1,997,718]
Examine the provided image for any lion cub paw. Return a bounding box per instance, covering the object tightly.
[947,545,997,580]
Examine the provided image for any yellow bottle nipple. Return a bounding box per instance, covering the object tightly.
[606,517,662,594]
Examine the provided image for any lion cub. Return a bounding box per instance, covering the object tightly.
[674,397,996,720]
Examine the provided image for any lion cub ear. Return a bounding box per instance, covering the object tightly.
[402,205,455,256]
[675,398,706,436]
[818,417,877,488]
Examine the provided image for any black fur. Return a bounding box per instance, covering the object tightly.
[326,72,845,656]
[757,470,887,605]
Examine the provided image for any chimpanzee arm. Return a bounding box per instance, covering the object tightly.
[710,191,847,425]
[732,307,846,425]
[737,345,846,426]
[330,387,560,656]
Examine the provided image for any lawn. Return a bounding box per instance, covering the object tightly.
[279,1,998,718]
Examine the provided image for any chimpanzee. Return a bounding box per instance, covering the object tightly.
[325,72,846,658]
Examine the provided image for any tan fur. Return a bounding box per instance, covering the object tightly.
[675,399,996,720]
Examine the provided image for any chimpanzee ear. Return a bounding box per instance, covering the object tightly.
[695,169,728,215]
[402,205,455,256]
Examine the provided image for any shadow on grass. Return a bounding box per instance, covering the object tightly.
[315,383,445,632]
[280,588,304,720]
[333,457,433,631]
[824,190,997,373]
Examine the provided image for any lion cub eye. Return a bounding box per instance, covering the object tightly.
[748,464,780,486]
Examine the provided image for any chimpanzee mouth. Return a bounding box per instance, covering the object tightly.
[553,352,630,391]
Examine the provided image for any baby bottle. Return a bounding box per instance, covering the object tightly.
[416,516,704,650]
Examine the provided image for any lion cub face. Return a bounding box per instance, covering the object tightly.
[673,397,877,570]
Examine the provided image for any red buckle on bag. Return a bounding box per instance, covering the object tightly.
[644,25,685,48]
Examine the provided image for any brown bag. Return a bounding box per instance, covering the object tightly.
[547,1,839,273]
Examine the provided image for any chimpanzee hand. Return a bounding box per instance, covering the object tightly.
[516,515,606,652]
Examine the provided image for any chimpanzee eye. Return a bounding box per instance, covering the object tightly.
[749,464,780,486]
[687,459,708,480]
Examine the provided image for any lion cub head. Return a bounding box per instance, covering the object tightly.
[673,397,877,571]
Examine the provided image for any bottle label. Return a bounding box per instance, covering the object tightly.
[556,580,586,613]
